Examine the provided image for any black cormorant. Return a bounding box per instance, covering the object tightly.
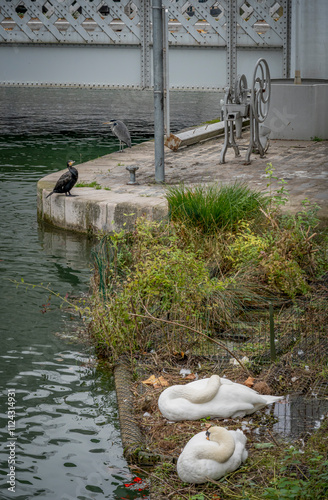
[46,160,78,198]
[104,119,131,152]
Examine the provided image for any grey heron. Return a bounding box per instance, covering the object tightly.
[46,160,78,198]
[104,119,131,152]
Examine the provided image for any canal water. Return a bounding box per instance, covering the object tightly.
[0,87,222,499]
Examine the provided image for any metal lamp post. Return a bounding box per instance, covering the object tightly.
[152,0,165,183]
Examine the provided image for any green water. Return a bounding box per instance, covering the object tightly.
[0,133,150,499]
[0,86,223,499]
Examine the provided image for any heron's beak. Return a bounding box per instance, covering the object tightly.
[103,122,109,125]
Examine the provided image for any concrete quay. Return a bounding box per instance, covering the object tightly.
[37,132,328,234]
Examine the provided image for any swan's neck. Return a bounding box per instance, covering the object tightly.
[198,428,235,463]
[177,375,221,404]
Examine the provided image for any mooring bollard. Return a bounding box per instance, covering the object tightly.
[126,165,139,185]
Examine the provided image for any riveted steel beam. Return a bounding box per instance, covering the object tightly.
[226,0,237,89]
[140,0,152,88]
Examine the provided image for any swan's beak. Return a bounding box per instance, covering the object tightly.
[205,430,210,441]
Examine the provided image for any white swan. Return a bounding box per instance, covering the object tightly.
[158,374,283,421]
[177,426,248,484]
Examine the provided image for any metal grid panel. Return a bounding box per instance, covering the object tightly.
[162,0,228,46]
[0,1,290,90]
[0,0,288,48]
[162,0,288,48]
[0,0,142,44]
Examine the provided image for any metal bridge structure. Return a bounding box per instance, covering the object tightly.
[0,0,294,89]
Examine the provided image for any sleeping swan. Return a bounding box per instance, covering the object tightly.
[158,374,283,421]
[177,426,248,484]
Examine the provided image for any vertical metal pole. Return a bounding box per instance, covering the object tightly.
[269,302,277,362]
[293,0,301,84]
[163,7,170,136]
[284,0,292,79]
[152,0,165,183]
[226,0,237,89]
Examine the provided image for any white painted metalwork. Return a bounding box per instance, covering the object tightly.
[139,0,152,88]
[0,0,140,44]
[226,0,237,89]
[0,0,290,88]
[0,1,289,46]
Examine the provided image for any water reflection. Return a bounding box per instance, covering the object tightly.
[270,395,328,439]
[0,86,222,135]
[0,349,147,499]
[38,223,95,283]
[0,124,152,498]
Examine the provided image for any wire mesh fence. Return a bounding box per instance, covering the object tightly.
[91,232,328,451]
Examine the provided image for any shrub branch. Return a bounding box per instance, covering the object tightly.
[130,304,251,376]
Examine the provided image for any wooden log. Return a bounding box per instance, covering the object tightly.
[165,119,250,151]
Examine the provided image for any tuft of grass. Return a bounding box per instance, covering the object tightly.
[165,182,269,234]
[76,181,102,190]
[202,118,221,125]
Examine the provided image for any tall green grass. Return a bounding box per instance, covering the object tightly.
[165,182,269,233]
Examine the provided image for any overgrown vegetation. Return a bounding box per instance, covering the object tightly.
[87,164,328,499]
[89,166,327,363]
[142,415,328,499]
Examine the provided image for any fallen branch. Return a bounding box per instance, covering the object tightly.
[259,207,279,228]
[267,428,281,447]
[129,304,251,376]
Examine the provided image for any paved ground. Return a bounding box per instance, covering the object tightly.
[81,132,328,217]
[38,132,328,233]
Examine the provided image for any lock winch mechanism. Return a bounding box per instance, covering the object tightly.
[220,58,271,165]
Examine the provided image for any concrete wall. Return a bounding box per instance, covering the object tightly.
[37,179,167,235]
[264,81,328,140]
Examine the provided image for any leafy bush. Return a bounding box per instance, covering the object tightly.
[260,251,310,298]
[90,218,262,361]
[263,447,328,500]
[227,221,271,268]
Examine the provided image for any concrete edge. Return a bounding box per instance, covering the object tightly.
[37,179,168,235]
